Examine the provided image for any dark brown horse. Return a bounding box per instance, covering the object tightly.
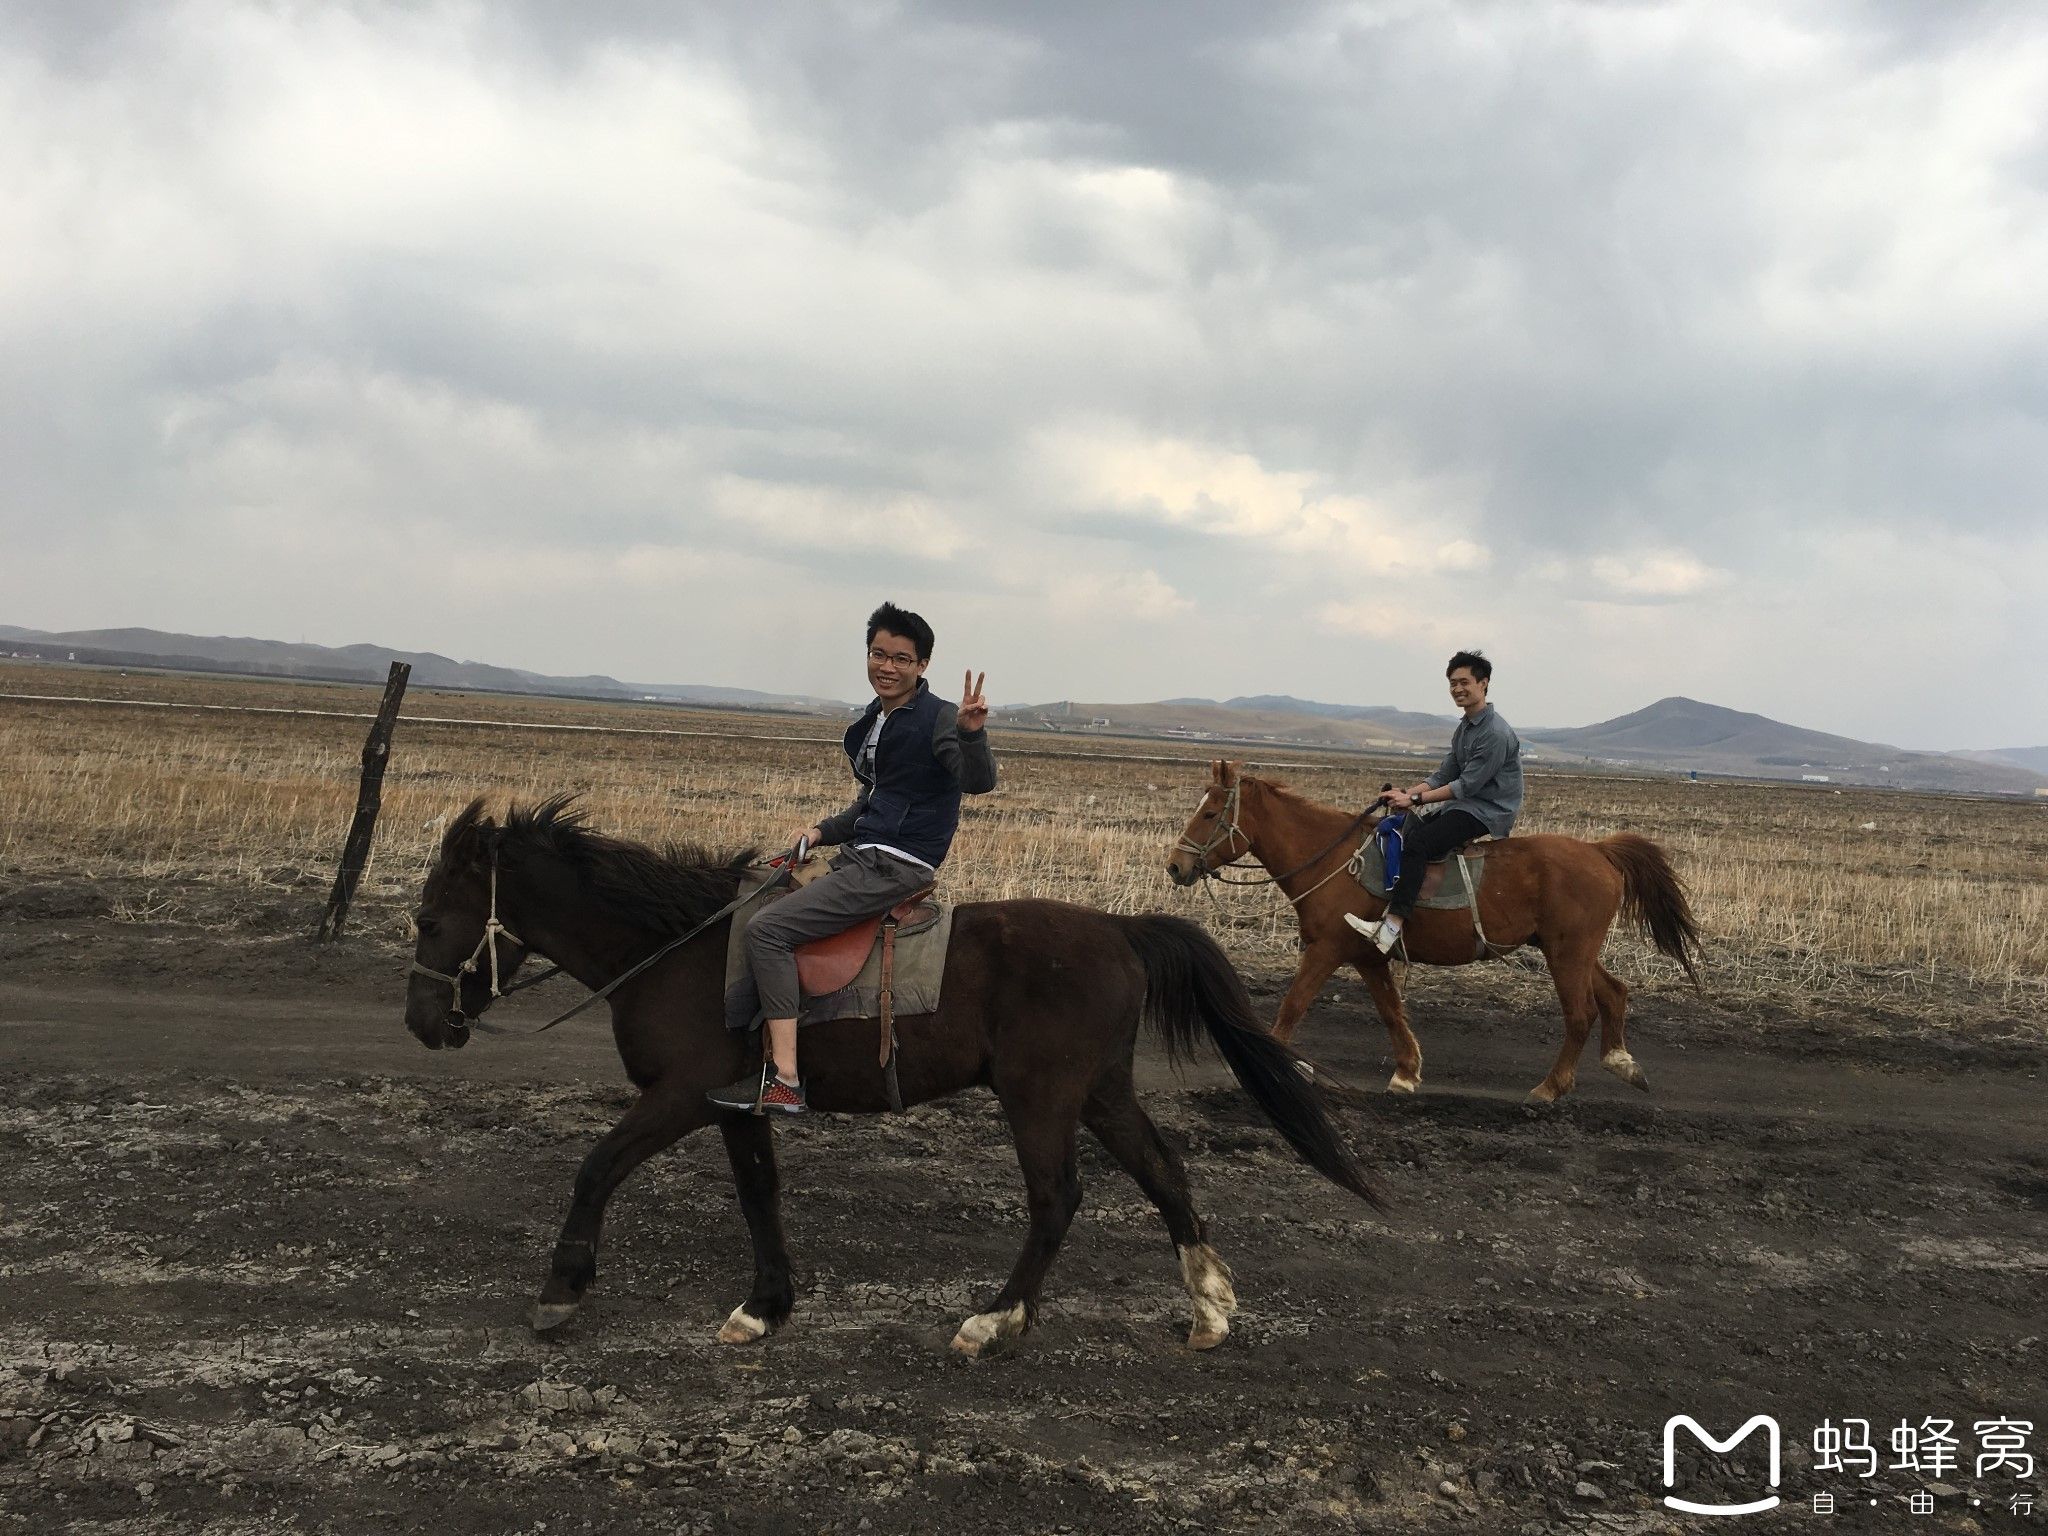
[404,796,1381,1356]
[1166,762,1702,1103]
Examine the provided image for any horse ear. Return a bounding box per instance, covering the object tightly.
[441,798,493,871]
[1218,760,1240,786]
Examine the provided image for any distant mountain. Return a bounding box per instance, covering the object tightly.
[1005,692,2043,792]
[1529,697,2046,794]
[1221,694,1459,736]
[1955,746,2048,776]
[0,625,846,712]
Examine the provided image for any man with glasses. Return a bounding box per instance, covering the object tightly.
[710,601,996,1115]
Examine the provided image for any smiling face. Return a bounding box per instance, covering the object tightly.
[866,628,929,708]
[1448,665,1489,716]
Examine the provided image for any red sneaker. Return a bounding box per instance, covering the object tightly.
[707,1068,808,1116]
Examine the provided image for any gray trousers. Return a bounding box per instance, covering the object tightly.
[726,845,935,1025]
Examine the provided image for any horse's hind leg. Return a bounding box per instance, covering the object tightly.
[533,1084,712,1332]
[1530,936,1600,1105]
[713,1115,796,1344]
[1083,1077,1236,1350]
[1357,961,1423,1093]
[952,1101,1084,1358]
[1592,963,1649,1091]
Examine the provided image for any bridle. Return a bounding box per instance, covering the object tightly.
[1176,776,1385,905]
[1173,777,1249,871]
[408,838,797,1041]
[407,849,563,1037]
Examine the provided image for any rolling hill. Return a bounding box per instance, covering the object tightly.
[6,626,2041,794]
[0,625,843,712]
[1525,697,2046,794]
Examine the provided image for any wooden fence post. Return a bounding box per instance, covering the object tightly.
[314,660,412,941]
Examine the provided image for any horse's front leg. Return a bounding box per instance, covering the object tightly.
[1358,960,1422,1093]
[1270,941,1344,1047]
[532,1084,713,1332]
[713,1114,795,1345]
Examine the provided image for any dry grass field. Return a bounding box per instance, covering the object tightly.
[2,659,2042,1024]
[7,660,2047,1536]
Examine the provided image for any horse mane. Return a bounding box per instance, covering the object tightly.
[1243,772,1306,804]
[1243,773,1385,827]
[448,794,758,935]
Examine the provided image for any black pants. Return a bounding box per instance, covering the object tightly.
[1388,808,1488,918]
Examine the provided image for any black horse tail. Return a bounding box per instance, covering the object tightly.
[1119,914,1385,1211]
[1596,833,1704,989]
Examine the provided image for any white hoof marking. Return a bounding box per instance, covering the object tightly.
[1602,1048,1648,1088]
[1388,1073,1420,1094]
[1178,1243,1237,1348]
[717,1305,768,1345]
[950,1302,1026,1358]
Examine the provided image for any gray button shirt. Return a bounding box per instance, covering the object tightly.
[1425,702,1523,837]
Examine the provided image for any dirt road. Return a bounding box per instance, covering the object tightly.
[2,943,2042,1533]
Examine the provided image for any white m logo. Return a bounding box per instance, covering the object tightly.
[1662,1415,1782,1516]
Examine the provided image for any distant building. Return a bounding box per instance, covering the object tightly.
[2036,787,2048,798]
[1801,774,1831,783]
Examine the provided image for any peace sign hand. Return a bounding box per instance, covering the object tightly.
[959,670,989,732]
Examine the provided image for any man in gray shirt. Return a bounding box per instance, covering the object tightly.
[1346,649,1523,954]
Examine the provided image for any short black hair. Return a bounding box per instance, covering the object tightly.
[867,601,934,661]
[1446,649,1491,682]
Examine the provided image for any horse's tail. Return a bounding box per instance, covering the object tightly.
[1596,833,1703,988]
[1118,914,1385,1211]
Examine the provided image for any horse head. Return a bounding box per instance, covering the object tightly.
[1166,760,1251,887]
[404,798,537,1050]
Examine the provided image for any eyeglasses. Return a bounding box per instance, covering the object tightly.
[866,648,923,668]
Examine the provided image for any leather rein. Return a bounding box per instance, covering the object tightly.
[1177,778,1386,900]
[408,842,796,1041]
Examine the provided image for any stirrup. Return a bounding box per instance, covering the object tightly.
[1344,911,1403,954]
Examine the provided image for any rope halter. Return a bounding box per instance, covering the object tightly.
[1174,778,1249,871]
[407,853,529,1021]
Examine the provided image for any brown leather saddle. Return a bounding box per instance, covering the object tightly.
[1408,840,1493,905]
[1349,824,1496,911]
[793,888,940,997]
[775,887,940,1113]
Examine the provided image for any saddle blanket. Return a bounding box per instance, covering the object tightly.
[1348,836,1490,911]
[724,872,953,1029]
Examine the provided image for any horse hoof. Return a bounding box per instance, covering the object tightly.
[950,1303,1026,1358]
[718,1306,769,1345]
[1602,1049,1649,1091]
[530,1301,579,1334]
[1178,1243,1237,1348]
[1388,1074,1419,1094]
[1526,1084,1561,1105]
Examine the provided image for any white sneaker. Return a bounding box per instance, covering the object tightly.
[1343,911,1404,954]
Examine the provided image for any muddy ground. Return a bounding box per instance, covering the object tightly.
[1,890,2043,1534]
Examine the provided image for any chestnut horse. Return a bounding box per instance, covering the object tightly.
[404,797,1381,1357]
[1166,762,1701,1103]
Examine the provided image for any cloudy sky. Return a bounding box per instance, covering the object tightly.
[5,1,2044,747]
